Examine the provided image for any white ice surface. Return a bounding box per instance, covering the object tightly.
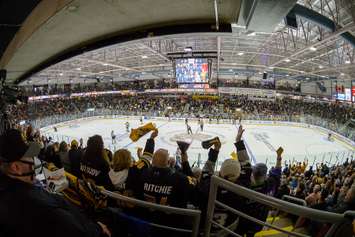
[41,118,354,168]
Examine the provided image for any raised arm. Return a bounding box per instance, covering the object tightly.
[142,129,158,158]
[201,138,221,177]
[234,125,249,163]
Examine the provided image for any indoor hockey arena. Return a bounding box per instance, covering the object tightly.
[0,1,355,237]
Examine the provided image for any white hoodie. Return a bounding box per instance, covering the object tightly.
[108,168,129,191]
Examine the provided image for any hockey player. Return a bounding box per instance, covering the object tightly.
[54,126,58,132]
[125,121,130,133]
[111,130,116,144]
[185,118,188,125]
[199,119,204,132]
[186,124,193,135]
[139,116,143,124]
[327,132,333,141]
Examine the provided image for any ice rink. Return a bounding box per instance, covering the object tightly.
[41,117,354,168]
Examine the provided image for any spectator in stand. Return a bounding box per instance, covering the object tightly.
[277,177,291,198]
[68,139,82,177]
[305,184,321,206]
[139,148,195,207]
[58,141,70,171]
[125,129,158,198]
[43,143,62,169]
[109,149,132,192]
[80,135,113,190]
[293,181,306,200]
[0,129,111,237]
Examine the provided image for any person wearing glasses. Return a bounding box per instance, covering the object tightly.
[0,129,111,237]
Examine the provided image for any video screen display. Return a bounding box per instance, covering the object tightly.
[175,58,210,84]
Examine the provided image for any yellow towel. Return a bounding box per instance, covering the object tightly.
[230,151,238,160]
[129,122,156,142]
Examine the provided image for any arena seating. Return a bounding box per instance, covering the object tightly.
[1,94,354,237]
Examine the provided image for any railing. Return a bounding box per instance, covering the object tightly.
[31,110,354,169]
[282,195,307,207]
[29,110,354,142]
[101,190,201,237]
[204,176,352,237]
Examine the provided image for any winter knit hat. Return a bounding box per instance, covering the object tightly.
[253,163,268,178]
[220,159,241,182]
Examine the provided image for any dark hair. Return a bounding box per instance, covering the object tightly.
[320,189,329,201]
[83,135,104,163]
[59,141,68,152]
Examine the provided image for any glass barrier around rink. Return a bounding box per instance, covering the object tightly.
[29,110,354,170]
[30,110,354,142]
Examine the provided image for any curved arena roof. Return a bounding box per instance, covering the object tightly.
[1,0,354,86]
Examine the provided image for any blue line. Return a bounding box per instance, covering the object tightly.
[243,139,257,165]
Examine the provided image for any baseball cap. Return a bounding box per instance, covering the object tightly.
[220,159,241,182]
[0,129,41,163]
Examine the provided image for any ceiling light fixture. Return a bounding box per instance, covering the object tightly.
[59,73,63,76]
[345,60,351,64]
[318,65,323,69]
[247,32,256,36]
[309,46,317,51]
[237,52,244,56]
[284,58,291,62]
[184,47,192,52]
[141,55,148,59]
[340,73,345,76]
[76,67,81,71]
[229,69,233,72]
[66,5,78,12]
[103,63,108,66]
[268,66,274,69]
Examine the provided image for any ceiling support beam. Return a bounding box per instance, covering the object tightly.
[214,0,219,31]
[83,58,141,72]
[139,43,170,62]
[217,36,221,81]
[270,22,355,67]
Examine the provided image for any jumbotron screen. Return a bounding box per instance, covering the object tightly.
[175,58,209,84]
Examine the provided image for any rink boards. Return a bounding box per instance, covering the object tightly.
[40,115,354,168]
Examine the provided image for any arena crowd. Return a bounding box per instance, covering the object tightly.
[7,93,355,140]
[1,92,354,237]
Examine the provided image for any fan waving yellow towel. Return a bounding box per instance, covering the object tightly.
[129,122,156,142]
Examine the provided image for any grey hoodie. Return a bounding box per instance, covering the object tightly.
[109,168,129,191]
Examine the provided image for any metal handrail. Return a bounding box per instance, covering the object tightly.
[282,195,307,206]
[101,189,201,237]
[204,175,347,237]
[28,109,354,141]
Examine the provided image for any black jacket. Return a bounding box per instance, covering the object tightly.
[126,138,155,197]
[80,150,113,190]
[140,167,193,208]
[69,147,83,177]
[0,172,102,237]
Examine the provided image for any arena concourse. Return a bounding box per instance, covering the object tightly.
[1,1,355,237]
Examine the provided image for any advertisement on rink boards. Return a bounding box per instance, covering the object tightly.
[218,87,276,98]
